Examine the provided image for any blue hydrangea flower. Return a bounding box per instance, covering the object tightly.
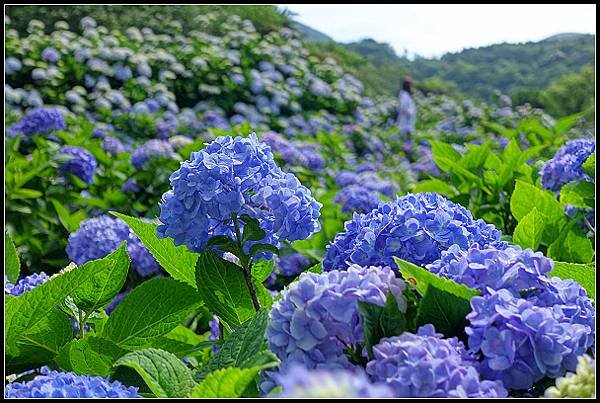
[102,136,126,155]
[275,252,311,277]
[66,215,160,277]
[130,139,176,170]
[41,47,60,63]
[466,288,595,390]
[366,324,507,397]
[4,370,140,398]
[8,108,66,137]
[272,364,394,397]
[157,134,321,254]
[334,185,381,214]
[266,264,406,373]
[540,138,595,192]
[57,146,98,185]
[324,193,505,271]
[105,290,129,315]
[208,315,221,354]
[261,132,324,170]
[121,178,140,193]
[334,170,395,198]
[5,272,49,296]
[5,57,22,75]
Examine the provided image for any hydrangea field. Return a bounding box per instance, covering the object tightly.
[4,11,596,399]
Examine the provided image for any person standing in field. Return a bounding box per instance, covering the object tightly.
[397,78,416,157]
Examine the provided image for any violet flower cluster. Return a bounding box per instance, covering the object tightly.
[130,139,176,170]
[58,145,98,184]
[275,252,311,277]
[366,324,507,397]
[540,138,595,192]
[334,184,381,214]
[66,215,160,277]
[157,134,321,254]
[261,131,325,170]
[4,272,50,296]
[324,193,505,271]
[8,107,66,137]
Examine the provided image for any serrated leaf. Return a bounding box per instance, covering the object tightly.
[412,179,459,197]
[553,113,579,135]
[379,292,406,338]
[5,233,20,283]
[239,350,280,370]
[549,261,595,299]
[51,199,81,232]
[547,222,594,264]
[251,260,274,282]
[357,301,383,359]
[111,212,198,288]
[114,348,197,398]
[239,214,266,243]
[55,336,127,377]
[582,153,595,178]
[149,325,207,358]
[190,367,260,398]
[208,309,268,371]
[559,180,595,209]
[307,262,322,274]
[195,250,256,329]
[71,242,130,312]
[102,278,202,349]
[512,207,545,250]
[249,243,279,258]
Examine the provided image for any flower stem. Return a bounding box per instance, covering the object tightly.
[231,214,261,312]
[78,310,85,339]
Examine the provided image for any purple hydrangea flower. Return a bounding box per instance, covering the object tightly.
[8,108,66,137]
[4,370,140,398]
[41,47,60,63]
[273,364,394,397]
[105,290,129,315]
[366,324,507,397]
[466,288,595,390]
[275,253,311,277]
[4,272,50,296]
[540,139,595,191]
[130,139,175,170]
[66,215,160,277]
[121,178,140,193]
[324,193,506,271]
[208,315,220,354]
[261,132,324,170]
[157,134,321,254]
[102,136,126,155]
[266,264,406,372]
[334,185,381,214]
[334,170,394,198]
[58,146,98,184]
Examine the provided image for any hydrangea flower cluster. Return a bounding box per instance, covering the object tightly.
[4,272,50,296]
[4,370,140,398]
[366,324,507,397]
[272,364,394,398]
[334,184,381,214]
[544,355,595,398]
[208,315,221,353]
[105,290,129,315]
[324,193,505,271]
[102,136,126,155]
[157,134,321,253]
[334,170,395,198]
[57,146,98,184]
[266,264,406,373]
[66,215,160,277]
[261,131,325,170]
[8,107,66,137]
[540,138,595,191]
[130,139,176,170]
[465,288,595,390]
[275,252,311,277]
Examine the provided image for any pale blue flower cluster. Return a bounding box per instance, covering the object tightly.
[266,264,406,373]
[4,370,140,398]
[335,170,395,198]
[8,108,66,137]
[366,324,507,397]
[324,193,505,271]
[261,131,325,170]
[334,185,381,214]
[4,272,50,296]
[540,138,595,191]
[102,136,126,155]
[130,139,176,170]
[66,215,160,277]
[157,134,321,253]
[57,146,98,185]
[275,252,311,277]
[273,364,394,398]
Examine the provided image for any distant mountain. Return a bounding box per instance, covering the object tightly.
[290,21,333,43]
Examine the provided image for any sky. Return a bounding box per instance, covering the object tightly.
[279,4,596,59]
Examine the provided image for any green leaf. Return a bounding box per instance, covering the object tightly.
[549,261,595,299]
[111,212,198,288]
[559,180,595,209]
[357,301,383,359]
[5,233,20,283]
[512,207,545,250]
[5,248,132,356]
[55,336,127,377]
[238,350,280,370]
[510,180,567,242]
[11,188,43,200]
[251,260,274,282]
[71,243,130,312]
[547,222,594,264]
[582,153,595,178]
[395,257,479,337]
[553,113,579,135]
[102,278,202,349]
[190,367,260,398]
[149,325,208,358]
[430,141,463,172]
[208,309,269,371]
[249,243,279,258]
[239,214,266,243]
[114,348,197,398]
[379,292,406,338]
[51,199,81,232]
[412,179,458,197]
[195,250,255,329]
[307,262,322,274]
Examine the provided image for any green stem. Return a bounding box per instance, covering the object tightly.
[583,216,595,234]
[78,310,85,339]
[231,214,261,312]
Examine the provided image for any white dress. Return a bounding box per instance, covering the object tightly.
[397,90,416,135]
